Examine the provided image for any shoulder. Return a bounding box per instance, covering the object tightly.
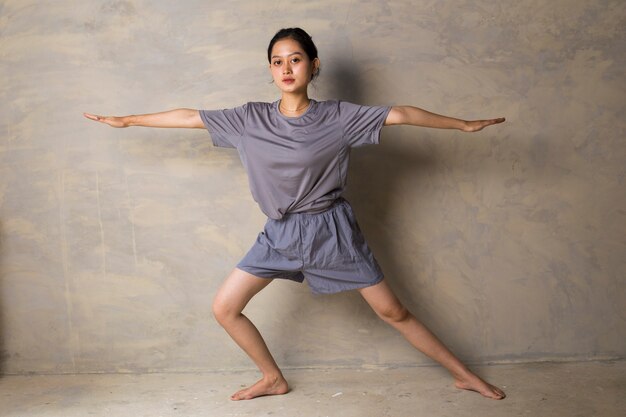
[312,99,342,113]
[325,100,367,113]
[315,99,340,107]
[244,101,273,109]
[239,101,274,115]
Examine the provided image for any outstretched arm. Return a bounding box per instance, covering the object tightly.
[384,106,505,132]
[83,108,204,129]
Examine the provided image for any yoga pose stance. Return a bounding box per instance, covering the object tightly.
[84,27,506,401]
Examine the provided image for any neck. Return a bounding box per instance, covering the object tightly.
[279,92,311,116]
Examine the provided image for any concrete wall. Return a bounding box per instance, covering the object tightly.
[1,0,624,374]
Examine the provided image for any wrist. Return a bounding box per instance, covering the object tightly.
[124,115,137,127]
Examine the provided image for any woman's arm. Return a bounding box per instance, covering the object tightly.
[83,108,204,129]
[384,106,505,132]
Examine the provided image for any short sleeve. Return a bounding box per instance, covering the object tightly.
[338,101,392,148]
[199,103,248,148]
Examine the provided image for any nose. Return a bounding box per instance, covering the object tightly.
[282,62,291,74]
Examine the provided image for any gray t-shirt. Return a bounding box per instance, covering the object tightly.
[200,99,391,220]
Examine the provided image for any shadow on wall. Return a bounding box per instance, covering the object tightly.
[323,61,366,105]
[328,61,436,300]
[315,59,469,350]
[321,57,500,359]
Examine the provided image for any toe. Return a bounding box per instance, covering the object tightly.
[230,391,245,401]
[490,387,505,400]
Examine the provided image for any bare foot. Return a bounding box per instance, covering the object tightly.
[230,375,290,401]
[454,373,506,400]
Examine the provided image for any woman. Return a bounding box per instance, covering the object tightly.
[84,27,506,401]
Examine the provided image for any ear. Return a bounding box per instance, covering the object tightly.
[312,57,320,73]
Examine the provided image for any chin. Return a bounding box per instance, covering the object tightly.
[280,86,303,94]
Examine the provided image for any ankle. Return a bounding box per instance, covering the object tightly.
[262,373,285,383]
[451,366,474,381]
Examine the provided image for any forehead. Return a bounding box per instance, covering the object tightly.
[271,38,305,58]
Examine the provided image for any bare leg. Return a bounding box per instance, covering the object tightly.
[212,267,289,400]
[358,279,505,400]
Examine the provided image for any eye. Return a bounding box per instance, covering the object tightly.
[291,58,300,63]
[273,60,281,66]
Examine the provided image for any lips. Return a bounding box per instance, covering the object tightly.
[282,78,295,83]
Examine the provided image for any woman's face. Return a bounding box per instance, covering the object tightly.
[269,38,318,95]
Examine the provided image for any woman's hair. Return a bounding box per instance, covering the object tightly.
[267,27,320,80]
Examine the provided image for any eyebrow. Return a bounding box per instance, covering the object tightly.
[271,52,304,59]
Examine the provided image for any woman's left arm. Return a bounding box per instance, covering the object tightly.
[384,106,505,132]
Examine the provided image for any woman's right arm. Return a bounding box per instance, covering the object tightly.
[83,108,204,129]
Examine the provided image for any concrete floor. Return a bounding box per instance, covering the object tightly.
[0,361,624,417]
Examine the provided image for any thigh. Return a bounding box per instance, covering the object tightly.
[213,267,274,313]
[358,279,404,314]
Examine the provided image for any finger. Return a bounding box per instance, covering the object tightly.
[465,118,505,132]
[84,113,105,122]
[482,118,505,129]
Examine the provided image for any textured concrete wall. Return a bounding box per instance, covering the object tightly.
[0,0,624,374]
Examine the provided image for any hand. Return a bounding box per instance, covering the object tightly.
[83,112,128,128]
[462,117,505,132]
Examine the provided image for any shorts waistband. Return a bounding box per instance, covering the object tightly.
[277,197,350,220]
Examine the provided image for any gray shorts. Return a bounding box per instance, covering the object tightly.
[236,197,384,294]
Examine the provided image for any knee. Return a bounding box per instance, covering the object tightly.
[212,297,238,326]
[376,303,410,324]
